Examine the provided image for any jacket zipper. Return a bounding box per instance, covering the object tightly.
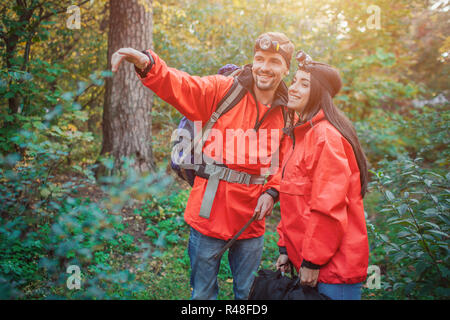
[250,90,281,131]
[280,117,325,179]
[281,135,296,179]
[255,104,278,131]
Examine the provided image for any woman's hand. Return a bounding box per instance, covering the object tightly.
[111,47,150,72]
[299,267,320,287]
[253,192,274,221]
[276,254,291,274]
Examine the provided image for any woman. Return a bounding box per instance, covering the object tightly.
[275,51,370,300]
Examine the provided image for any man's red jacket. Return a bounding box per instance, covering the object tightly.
[137,50,289,240]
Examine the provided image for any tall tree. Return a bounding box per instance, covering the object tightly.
[100,0,155,174]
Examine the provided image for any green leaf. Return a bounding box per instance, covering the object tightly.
[423,208,438,216]
[385,190,395,201]
[61,92,73,101]
[430,195,439,204]
[423,221,441,230]
[4,92,15,99]
[397,204,408,215]
[393,283,404,291]
[40,187,51,198]
[397,231,411,238]
[427,230,449,238]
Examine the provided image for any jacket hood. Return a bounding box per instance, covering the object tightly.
[283,109,326,137]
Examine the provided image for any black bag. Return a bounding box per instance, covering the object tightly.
[214,216,330,300]
[248,268,331,300]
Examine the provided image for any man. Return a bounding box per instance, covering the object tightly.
[111,32,294,299]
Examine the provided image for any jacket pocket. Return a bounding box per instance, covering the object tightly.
[280,178,311,196]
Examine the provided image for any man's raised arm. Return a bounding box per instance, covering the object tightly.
[111,47,233,123]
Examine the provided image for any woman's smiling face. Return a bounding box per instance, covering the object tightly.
[287,70,311,112]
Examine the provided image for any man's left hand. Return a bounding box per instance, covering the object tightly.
[253,192,274,221]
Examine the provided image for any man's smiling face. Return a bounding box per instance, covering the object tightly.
[252,50,289,92]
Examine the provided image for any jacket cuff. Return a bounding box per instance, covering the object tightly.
[134,50,155,78]
[279,246,287,255]
[264,187,279,202]
[301,259,322,270]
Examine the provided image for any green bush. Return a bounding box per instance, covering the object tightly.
[356,104,449,166]
[359,102,449,299]
[0,133,172,299]
[138,190,189,253]
[368,155,449,299]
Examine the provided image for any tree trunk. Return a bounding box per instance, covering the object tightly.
[99,0,155,175]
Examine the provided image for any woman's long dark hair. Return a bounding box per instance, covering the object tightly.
[289,63,369,197]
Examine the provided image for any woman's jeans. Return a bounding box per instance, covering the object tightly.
[188,227,264,300]
[317,282,362,300]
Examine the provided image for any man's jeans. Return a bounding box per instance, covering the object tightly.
[188,227,264,300]
[317,282,362,300]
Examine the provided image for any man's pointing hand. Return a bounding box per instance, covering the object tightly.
[111,48,150,72]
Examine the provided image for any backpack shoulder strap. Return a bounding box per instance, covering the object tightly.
[200,76,246,138]
[190,74,247,156]
[212,77,246,122]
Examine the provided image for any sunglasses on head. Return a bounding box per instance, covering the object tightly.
[296,50,313,69]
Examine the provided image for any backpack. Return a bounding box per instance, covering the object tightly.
[170,64,245,186]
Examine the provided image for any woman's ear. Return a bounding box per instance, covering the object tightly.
[285,69,290,76]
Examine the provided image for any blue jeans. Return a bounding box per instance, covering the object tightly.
[188,227,264,300]
[317,282,362,300]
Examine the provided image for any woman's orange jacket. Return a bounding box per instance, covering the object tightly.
[277,110,369,284]
[137,50,288,240]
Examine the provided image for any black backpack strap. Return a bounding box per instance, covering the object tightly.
[213,214,257,259]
